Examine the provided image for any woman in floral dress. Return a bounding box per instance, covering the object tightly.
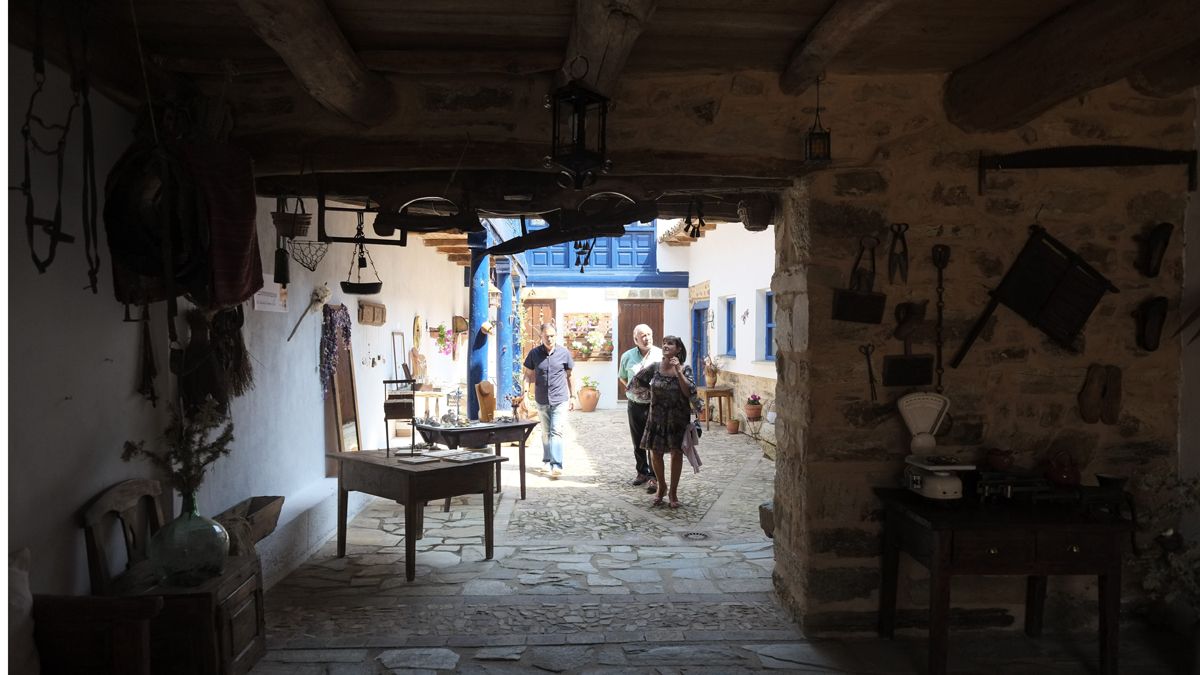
[633,335,702,508]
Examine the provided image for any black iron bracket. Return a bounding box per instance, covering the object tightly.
[978,145,1197,195]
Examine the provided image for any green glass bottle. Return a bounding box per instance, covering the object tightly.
[150,491,229,586]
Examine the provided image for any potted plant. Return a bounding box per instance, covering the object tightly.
[578,375,600,412]
[726,417,740,434]
[744,393,763,420]
[122,399,234,586]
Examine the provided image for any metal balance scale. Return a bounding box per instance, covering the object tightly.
[898,393,973,500]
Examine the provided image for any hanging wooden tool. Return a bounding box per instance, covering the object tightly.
[931,245,951,393]
[950,226,1117,367]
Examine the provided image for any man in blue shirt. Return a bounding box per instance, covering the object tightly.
[523,322,575,478]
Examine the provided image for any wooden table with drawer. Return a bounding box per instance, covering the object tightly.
[874,488,1130,675]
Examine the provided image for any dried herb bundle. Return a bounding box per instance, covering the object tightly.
[122,399,234,496]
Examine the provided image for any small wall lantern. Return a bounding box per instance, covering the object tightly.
[543,66,611,190]
[805,77,831,163]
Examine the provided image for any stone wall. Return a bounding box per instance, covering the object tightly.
[771,75,1194,634]
[713,370,778,457]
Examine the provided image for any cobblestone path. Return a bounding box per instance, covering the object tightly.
[256,407,805,672]
[253,408,1185,674]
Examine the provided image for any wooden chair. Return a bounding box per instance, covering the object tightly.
[80,479,166,596]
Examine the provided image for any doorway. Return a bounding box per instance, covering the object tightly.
[520,299,556,356]
[690,301,709,386]
[616,299,663,400]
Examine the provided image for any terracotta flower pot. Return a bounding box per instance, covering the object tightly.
[726,418,740,434]
[578,387,600,412]
[744,404,762,420]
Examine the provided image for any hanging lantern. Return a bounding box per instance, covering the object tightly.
[805,77,831,163]
[543,61,611,190]
[341,213,383,295]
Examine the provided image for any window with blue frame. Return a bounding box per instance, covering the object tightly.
[518,221,690,287]
[725,297,736,357]
[764,291,775,361]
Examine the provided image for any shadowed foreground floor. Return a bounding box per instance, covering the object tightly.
[252,407,1189,674]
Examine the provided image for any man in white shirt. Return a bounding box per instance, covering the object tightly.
[617,324,662,492]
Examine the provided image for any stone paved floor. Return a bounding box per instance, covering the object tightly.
[253,407,1189,674]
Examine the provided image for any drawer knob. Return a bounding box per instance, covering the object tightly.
[988,547,999,555]
[1069,544,1081,553]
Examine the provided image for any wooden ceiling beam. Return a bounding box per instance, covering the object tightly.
[233,0,396,126]
[421,237,468,247]
[436,246,471,254]
[244,136,809,179]
[156,49,560,77]
[1129,40,1200,98]
[779,0,899,96]
[562,0,657,95]
[944,0,1200,132]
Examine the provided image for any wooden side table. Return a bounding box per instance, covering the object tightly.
[875,488,1129,675]
[697,386,733,430]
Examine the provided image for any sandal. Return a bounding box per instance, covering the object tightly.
[1138,222,1173,278]
[1134,296,1168,352]
[669,499,682,509]
[645,479,658,494]
[652,495,665,507]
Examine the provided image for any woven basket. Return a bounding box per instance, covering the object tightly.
[272,211,312,239]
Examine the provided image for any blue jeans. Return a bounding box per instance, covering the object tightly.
[537,402,567,469]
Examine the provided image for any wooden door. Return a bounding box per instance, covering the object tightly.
[616,299,664,400]
[520,299,556,399]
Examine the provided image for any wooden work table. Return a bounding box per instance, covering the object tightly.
[874,488,1130,675]
[327,450,507,581]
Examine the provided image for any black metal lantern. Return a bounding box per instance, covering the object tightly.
[544,78,611,190]
[805,77,831,162]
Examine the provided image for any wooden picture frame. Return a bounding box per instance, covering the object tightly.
[330,341,362,454]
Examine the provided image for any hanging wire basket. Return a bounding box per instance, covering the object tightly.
[287,239,329,271]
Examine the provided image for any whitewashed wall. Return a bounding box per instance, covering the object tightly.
[657,219,778,381]
[7,48,470,593]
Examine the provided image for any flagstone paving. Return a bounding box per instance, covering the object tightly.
[253,407,1189,674]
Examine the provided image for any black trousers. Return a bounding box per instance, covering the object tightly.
[627,400,654,478]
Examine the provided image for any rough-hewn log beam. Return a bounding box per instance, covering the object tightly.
[421,237,468,247]
[1129,41,1200,97]
[244,136,809,179]
[779,0,898,96]
[155,50,561,77]
[233,0,396,126]
[9,0,179,110]
[944,0,1200,132]
[562,0,657,95]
